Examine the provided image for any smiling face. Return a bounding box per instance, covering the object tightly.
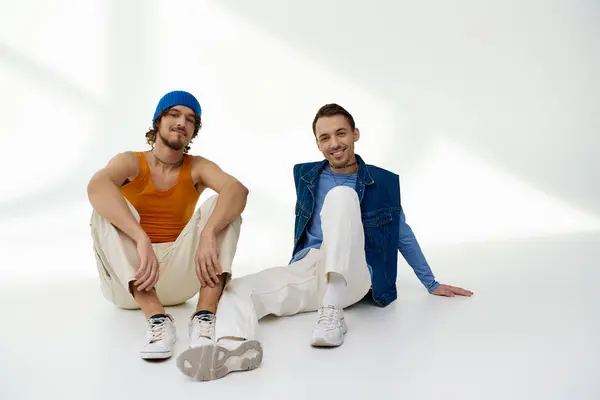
[313,104,360,169]
[156,105,197,151]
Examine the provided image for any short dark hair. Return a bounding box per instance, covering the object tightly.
[145,107,202,154]
[312,103,356,135]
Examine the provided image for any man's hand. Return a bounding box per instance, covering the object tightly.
[133,237,160,291]
[431,284,473,297]
[195,229,221,288]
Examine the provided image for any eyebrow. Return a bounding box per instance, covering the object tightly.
[170,108,195,119]
[319,128,346,138]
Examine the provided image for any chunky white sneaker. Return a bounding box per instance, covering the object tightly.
[140,314,176,360]
[310,305,347,347]
[176,338,263,381]
[189,312,216,347]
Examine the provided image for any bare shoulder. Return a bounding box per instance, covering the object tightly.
[189,155,242,193]
[90,151,141,186]
[190,154,214,170]
[190,155,224,184]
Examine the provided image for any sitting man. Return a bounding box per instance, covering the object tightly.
[87,90,249,360]
[175,103,473,381]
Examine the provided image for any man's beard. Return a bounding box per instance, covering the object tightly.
[158,131,185,151]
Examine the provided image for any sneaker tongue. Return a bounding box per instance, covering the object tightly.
[149,314,169,324]
[317,307,338,326]
[192,310,214,322]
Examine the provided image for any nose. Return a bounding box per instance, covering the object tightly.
[176,114,186,126]
[329,136,341,149]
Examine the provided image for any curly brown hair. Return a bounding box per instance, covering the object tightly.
[145,107,202,153]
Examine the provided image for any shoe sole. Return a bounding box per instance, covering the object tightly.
[176,340,263,381]
[141,350,172,360]
[311,336,343,347]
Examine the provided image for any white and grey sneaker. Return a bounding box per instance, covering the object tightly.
[176,337,263,381]
[310,305,347,347]
[140,314,176,360]
[189,312,216,347]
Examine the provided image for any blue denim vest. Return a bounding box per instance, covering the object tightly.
[290,154,401,307]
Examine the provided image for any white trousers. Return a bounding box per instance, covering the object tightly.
[214,186,372,341]
[90,195,241,309]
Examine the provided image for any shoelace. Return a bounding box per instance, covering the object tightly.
[148,317,169,343]
[190,315,215,339]
[316,306,339,329]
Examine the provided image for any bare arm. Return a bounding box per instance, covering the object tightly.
[87,152,147,244]
[191,156,248,287]
[192,156,249,236]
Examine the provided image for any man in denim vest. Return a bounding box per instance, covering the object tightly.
[175,103,473,381]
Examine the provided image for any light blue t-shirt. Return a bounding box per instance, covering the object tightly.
[291,167,439,292]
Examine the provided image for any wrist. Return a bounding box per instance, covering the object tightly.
[132,230,149,244]
[201,226,216,238]
[428,281,440,293]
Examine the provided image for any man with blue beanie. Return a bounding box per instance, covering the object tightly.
[175,103,472,381]
[88,90,257,365]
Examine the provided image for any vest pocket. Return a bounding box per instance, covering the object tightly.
[361,210,393,251]
[294,202,311,219]
[362,210,393,228]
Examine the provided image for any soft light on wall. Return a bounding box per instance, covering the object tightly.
[0,0,598,285]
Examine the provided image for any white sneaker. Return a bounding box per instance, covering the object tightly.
[140,314,176,359]
[189,312,216,347]
[310,305,347,347]
[176,337,263,381]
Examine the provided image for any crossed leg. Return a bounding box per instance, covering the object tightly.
[176,186,372,380]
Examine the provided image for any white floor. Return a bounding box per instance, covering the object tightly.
[1,232,599,400]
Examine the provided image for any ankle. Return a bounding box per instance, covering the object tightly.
[144,308,166,319]
[130,286,165,318]
[195,298,218,312]
[322,272,347,308]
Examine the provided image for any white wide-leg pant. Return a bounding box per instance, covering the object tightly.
[214,186,372,340]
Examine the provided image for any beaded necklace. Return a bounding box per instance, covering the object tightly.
[151,148,184,166]
[327,161,358,186]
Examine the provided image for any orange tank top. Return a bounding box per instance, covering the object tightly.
[120,152,200,243]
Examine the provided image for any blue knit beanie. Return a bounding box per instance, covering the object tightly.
[153,90,202,122]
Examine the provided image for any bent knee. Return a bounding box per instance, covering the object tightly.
[323,186,358,206]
